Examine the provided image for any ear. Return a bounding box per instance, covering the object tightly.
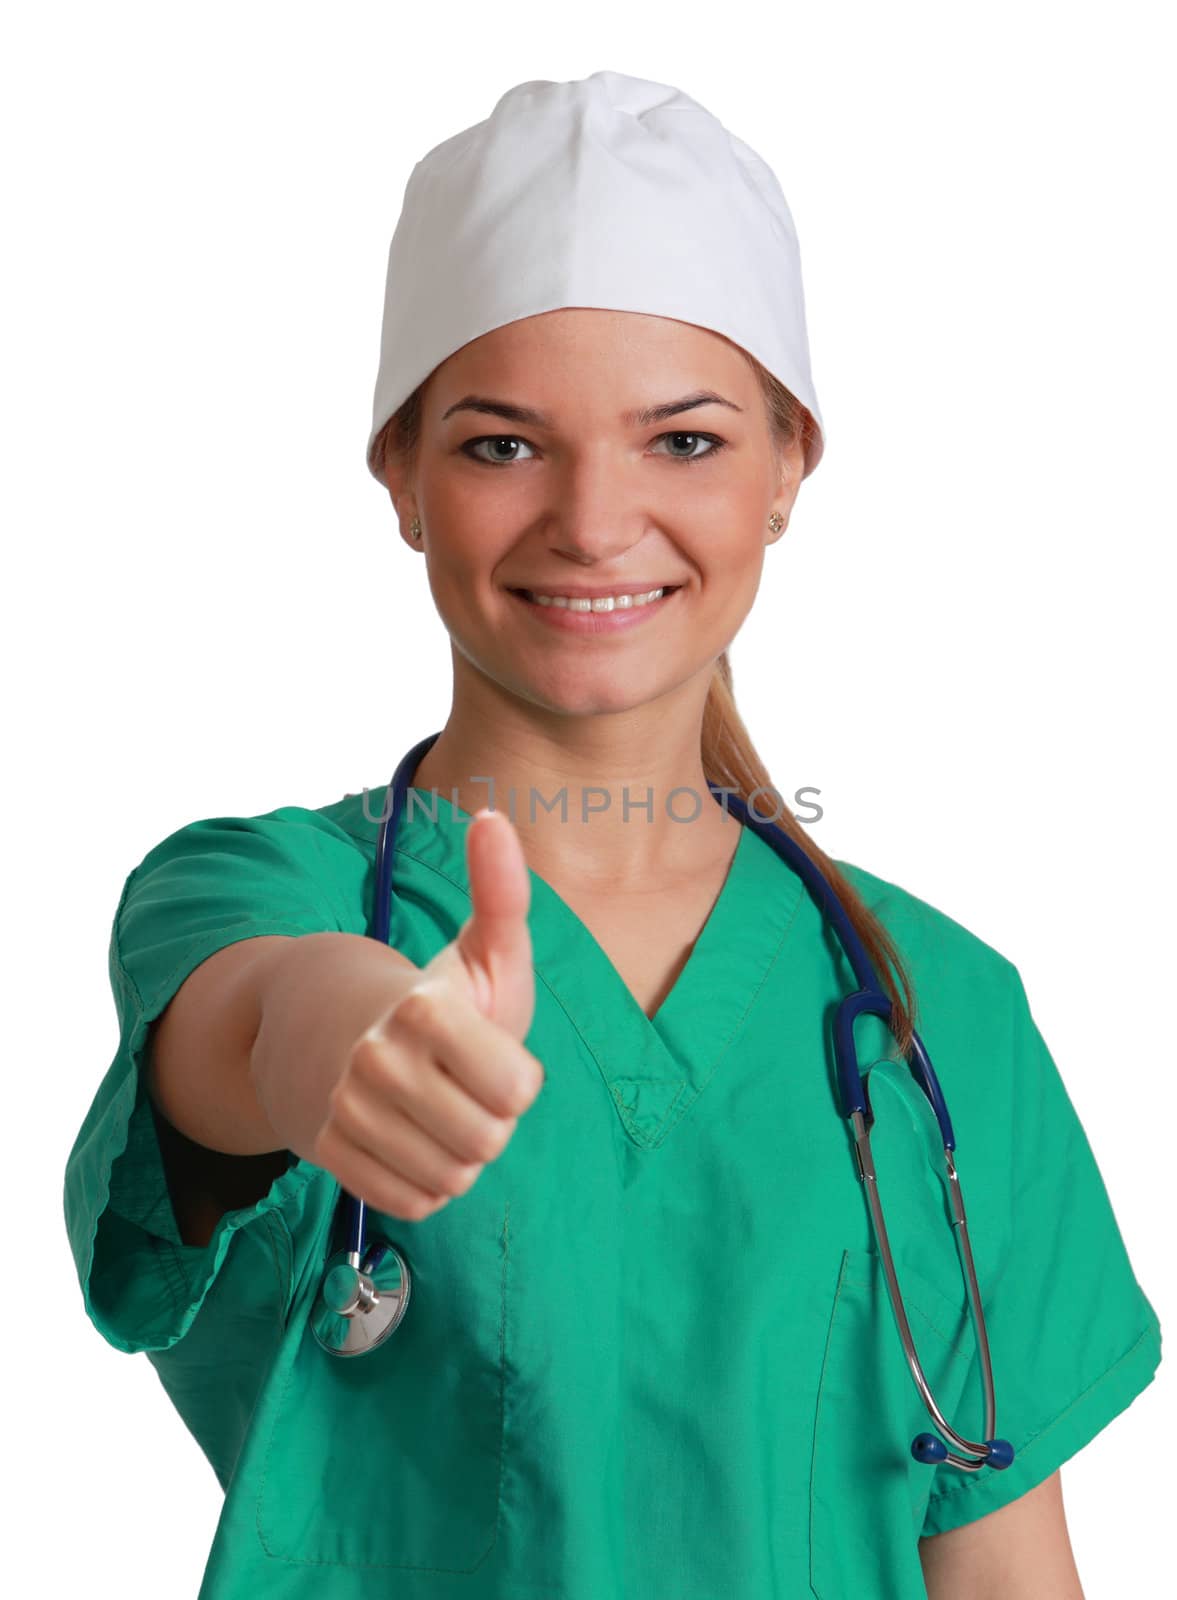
[379,452,419,551]
[767,435,806,544]
[394,498,422,551]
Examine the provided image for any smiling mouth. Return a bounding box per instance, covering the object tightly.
[507,586,681,612]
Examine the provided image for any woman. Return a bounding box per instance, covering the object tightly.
[64,71,1161,1599]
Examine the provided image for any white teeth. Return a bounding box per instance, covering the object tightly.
[528,587,666,610]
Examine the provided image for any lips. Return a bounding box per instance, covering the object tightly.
[509,582,680,595]
[513,586,677,611]
[506,584,682,631]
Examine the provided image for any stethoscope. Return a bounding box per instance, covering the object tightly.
[311,732,1015,1474]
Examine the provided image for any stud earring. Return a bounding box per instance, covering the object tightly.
[768,511,784,534]
[409,517,422,541]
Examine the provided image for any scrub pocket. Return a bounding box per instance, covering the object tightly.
[809,1247,976,1599]
[254,1186,511,1574]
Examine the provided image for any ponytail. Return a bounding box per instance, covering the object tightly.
[702,650,916,1060]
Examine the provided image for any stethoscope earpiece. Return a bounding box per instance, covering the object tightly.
[912,1433,1014,1470]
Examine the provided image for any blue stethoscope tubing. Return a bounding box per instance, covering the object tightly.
[318,730,1014,1473]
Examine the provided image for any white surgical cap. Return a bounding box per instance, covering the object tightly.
[366,68,825,482]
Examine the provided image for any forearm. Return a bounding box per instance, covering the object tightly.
[249,931,420,1163]
[147,929,420,1159]
[918,1472,1084,1600]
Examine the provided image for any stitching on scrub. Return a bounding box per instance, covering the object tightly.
[488,1198,510,1567]
[155,1232,191,1322]
[136,918,329,1019]
[647,875,807,1148]
[535,860,805,1148]
[336,819,380,847]
[96,914,325,1344]
[840,1269,972,1358]
[901,1291,971,1360]
[270,1212,300,1322]
[923,1320,1160,1510]
[810,1251,976,1586]
[367,841,803,1148]
[259,1211,291,1313]
[608,1074,690,1129]
[374,845,636,1134]
[253,1197,510,1572]
[107,915,324,1156]
[809,1253,853,1594]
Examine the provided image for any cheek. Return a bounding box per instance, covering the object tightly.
[693,536,769,650]
[681,481,764,555]
[422,541,514,650]
[700,524,768,596]
[425,529,502,592]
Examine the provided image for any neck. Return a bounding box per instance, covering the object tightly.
[407,669,738,890]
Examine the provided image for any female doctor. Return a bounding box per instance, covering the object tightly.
[64,71,1161,1600]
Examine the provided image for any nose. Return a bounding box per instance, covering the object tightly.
[542,460,651,565]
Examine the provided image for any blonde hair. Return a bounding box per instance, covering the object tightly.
[372,356,917,1059]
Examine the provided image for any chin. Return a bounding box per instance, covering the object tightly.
[515,665,684,719]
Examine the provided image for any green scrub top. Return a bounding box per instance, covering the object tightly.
[64,783,1162,1599]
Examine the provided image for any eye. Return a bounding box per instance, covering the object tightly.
[459,430,728,468]
[650,430,726,465]
[461,436,537,466]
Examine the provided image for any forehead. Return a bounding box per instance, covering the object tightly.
[428,308,753,400]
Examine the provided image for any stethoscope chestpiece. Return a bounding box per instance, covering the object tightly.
[311,1239,412,1357]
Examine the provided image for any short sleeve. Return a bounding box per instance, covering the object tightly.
[63,807,370,1357]
[919,964,1162,1536]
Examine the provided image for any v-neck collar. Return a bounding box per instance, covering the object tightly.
[528,820,804,1147]
[341,783,806,1150]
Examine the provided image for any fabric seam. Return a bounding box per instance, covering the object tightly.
[377,838,809,1150]
[93,906,327,1337]
[252,1197,511,1572]
[923,1319,1161,1510]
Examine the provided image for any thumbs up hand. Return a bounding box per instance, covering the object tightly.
[314,808,543,1222]
[421,807,536,1041]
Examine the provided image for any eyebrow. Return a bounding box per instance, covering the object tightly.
[439,389,744,429]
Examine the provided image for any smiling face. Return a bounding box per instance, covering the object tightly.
[384,308,805,718]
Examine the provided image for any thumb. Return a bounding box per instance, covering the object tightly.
[456,808,535,1038]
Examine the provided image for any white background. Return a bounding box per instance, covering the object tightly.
[4,1,1173,1593]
